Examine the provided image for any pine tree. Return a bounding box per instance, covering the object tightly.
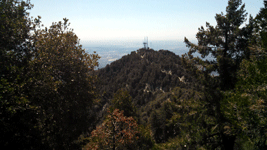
[184,0,251,90]
[254,0,267,51]
[222,1,267,149]
[183,0,253,149]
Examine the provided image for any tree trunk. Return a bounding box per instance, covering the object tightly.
[112,121,116,150]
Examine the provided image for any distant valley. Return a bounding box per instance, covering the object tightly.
[83,40,190,68]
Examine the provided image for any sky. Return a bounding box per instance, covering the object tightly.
[30,0,264,43]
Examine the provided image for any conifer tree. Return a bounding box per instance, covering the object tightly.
[183,0,253,149]
[254,0,267,51]
[222,1,267,149]
[184,0,251,90]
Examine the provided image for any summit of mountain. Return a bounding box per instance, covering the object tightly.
[95,48,199,107]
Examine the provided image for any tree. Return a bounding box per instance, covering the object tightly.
[0,0,100,148]
[157,87,211,149]
[221,2,267,149]
[0,0,42,149]
[86,109,139,150]
[150,110,165,143]
[222,56,267,149]
[253,0,267,50]
[183,0,253,149]
[110,89,137,118]
[184,0,251,90]
[29,18,100,149]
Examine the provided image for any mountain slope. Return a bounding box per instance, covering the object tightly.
[96,48,198,106]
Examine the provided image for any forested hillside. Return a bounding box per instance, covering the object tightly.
[94,48,202,133]
[96,48,198,106]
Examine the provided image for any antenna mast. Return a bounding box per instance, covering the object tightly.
[143,37,148,49]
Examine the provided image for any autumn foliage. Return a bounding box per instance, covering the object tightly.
[87,109,139,150]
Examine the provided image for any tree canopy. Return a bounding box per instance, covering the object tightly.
[86,109,139,150]
[182,0,254,149]
[184,0,252,90]
[0,1,100,149]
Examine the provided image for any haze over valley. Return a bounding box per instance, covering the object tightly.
[83,40,191,68]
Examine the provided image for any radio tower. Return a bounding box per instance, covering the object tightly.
[143,37,148,49]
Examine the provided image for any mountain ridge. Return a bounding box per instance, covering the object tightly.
[95,48,199,107]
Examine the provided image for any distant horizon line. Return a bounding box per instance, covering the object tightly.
[80,39,197,47]
[81,39,197,42]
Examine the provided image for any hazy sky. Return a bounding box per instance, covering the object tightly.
[30,0,263,42]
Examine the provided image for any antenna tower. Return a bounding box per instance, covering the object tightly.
[143,37,148,49]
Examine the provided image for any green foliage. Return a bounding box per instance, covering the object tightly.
[167,88,215,149]
[184,0,251,90]
[150,109,165,143]
[150,101,176,143]
[28,18,100,149]
[220,2,267,149]
[254,0,267,50]
[0,0,42,149]
[221,7,267,146]
[148,86,214,149]
[0,0,100,149]
[97,48,197,107]
[110,89,137,118]
[181,0,254,149]
[135,125,155,150]
[222,56,267,149]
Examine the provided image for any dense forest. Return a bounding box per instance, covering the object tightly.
[96,48,198,105]
[1,0,267,149]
